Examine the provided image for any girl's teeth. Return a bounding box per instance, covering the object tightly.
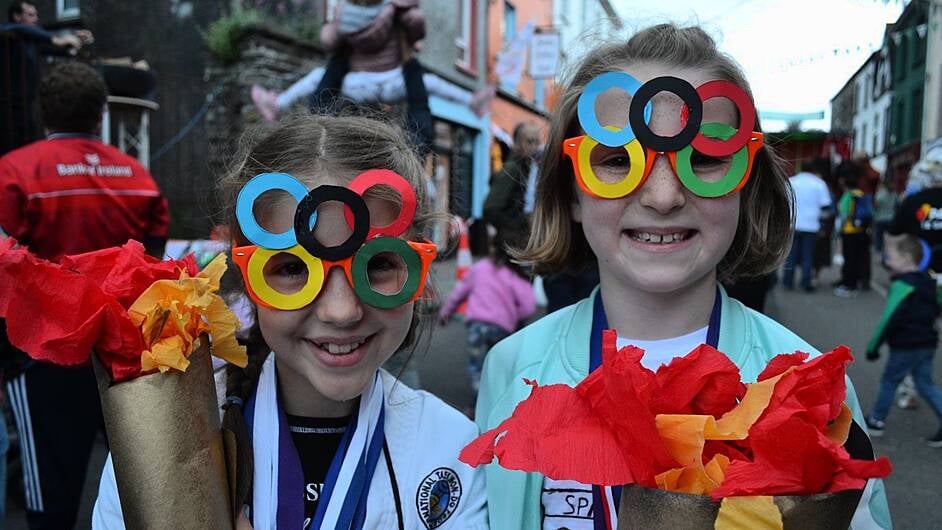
[319,340,364,354]
[631,231,688,244]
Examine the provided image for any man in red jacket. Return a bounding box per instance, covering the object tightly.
[0,62,168,529]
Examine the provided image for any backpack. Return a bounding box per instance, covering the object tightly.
[854,193,874,228]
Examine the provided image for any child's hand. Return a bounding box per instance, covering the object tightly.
[866,349,880,361]
[236,505,252,529]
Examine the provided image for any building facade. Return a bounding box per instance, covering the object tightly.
[922,0,942,152]
[887,0,928,184]
[851,49,893,174]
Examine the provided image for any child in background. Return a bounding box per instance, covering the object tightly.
[474,23,891,530]
[865,234,942,447]
[835,168,874,297]
[439,232,536,392]
[93,114,488,529]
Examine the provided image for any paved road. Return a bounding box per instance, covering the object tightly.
[5,257,941,529]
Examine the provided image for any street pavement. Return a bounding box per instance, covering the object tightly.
[5,254,941,529]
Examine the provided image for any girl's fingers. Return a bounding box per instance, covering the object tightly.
[236,506,253,530]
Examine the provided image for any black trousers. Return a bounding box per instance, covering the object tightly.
[840,232,870,290]
[6,362,104,529]
[309,54,433,157]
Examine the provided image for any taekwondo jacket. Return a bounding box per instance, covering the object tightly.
[475,286,892,530]
[92,370,489,529]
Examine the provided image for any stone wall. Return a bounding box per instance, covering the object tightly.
[204,25,325,201]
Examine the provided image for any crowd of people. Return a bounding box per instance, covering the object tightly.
[3,0,942,528]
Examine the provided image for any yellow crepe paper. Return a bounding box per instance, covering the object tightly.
[714,496,783,530]
[129,254,247,373]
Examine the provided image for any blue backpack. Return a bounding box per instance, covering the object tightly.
[854,193,874,227]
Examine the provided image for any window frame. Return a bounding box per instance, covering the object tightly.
[455,0,477,73]
[56,0,80,20]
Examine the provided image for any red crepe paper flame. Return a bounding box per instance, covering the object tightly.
[461,330,892,498]
[0,240,199,382]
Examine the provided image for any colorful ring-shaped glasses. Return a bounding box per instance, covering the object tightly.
[564,123,764,199]
[571,74,764,199]
[232,238,437,310]
[233,170,434,310]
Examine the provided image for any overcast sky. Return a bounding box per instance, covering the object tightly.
[609,0,907,132]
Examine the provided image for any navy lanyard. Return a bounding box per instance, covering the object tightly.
[589,287,721,529]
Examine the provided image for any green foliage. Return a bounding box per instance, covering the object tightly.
[202,9,262,64]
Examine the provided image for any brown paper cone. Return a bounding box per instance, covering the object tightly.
[616,485,863,529]
[616,421,873,529]
[93,337,234,530]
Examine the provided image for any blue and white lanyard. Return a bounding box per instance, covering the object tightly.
[589,288,721,530]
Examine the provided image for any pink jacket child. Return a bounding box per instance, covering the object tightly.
[320,0,426,73]
[439,257,537,334]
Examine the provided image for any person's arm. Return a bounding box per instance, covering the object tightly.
[398,5,426,44]
[438,266,475,322]
[0,159,28,242]
[319,5,340,51]
[511,273,537,322]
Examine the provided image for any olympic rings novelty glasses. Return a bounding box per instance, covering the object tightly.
[232,169,437,311]
[564,73,765,199]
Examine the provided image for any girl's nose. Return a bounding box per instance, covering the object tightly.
[638,154,686,214]
[313,268,363,326]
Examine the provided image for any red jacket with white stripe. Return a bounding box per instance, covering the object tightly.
[0,136,169,260]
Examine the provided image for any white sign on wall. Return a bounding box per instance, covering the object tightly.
[529,33,560,79]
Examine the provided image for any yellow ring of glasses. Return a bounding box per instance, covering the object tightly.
[247,244,326,310]
[577,134,646,199]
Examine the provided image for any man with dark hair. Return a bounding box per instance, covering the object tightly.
[0,62,168,530]
[1,1,93,154]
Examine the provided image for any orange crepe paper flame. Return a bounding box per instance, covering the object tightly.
[461,330,892,499]
[0,240,245,381]
[129,253,247,373]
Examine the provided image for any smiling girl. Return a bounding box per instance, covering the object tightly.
[474,24,891,530]
[92,114,488,529]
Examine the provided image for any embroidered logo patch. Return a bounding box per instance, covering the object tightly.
[416,467,462,529]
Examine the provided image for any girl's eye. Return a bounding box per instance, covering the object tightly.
[367,253,401,274]
[265,255,307,278]
[690,152,731,170]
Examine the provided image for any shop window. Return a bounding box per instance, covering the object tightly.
[455,0,477,72]
[57,0,80,19]
[504,1,516,46]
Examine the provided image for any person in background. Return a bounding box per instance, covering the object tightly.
[482,122,542,245]
[873,179,898,254]
[783,157,833,292]
[865,234,942,448]
[439,231,536,393]
[1,1,93,154]
[834,166,873,297]
[888,146,942,272]
[0,63,168,530]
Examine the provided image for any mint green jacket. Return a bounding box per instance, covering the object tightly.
[475,287,891,530]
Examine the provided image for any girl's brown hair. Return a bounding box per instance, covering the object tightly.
[218,112,434,510]
[521,23,793,281]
